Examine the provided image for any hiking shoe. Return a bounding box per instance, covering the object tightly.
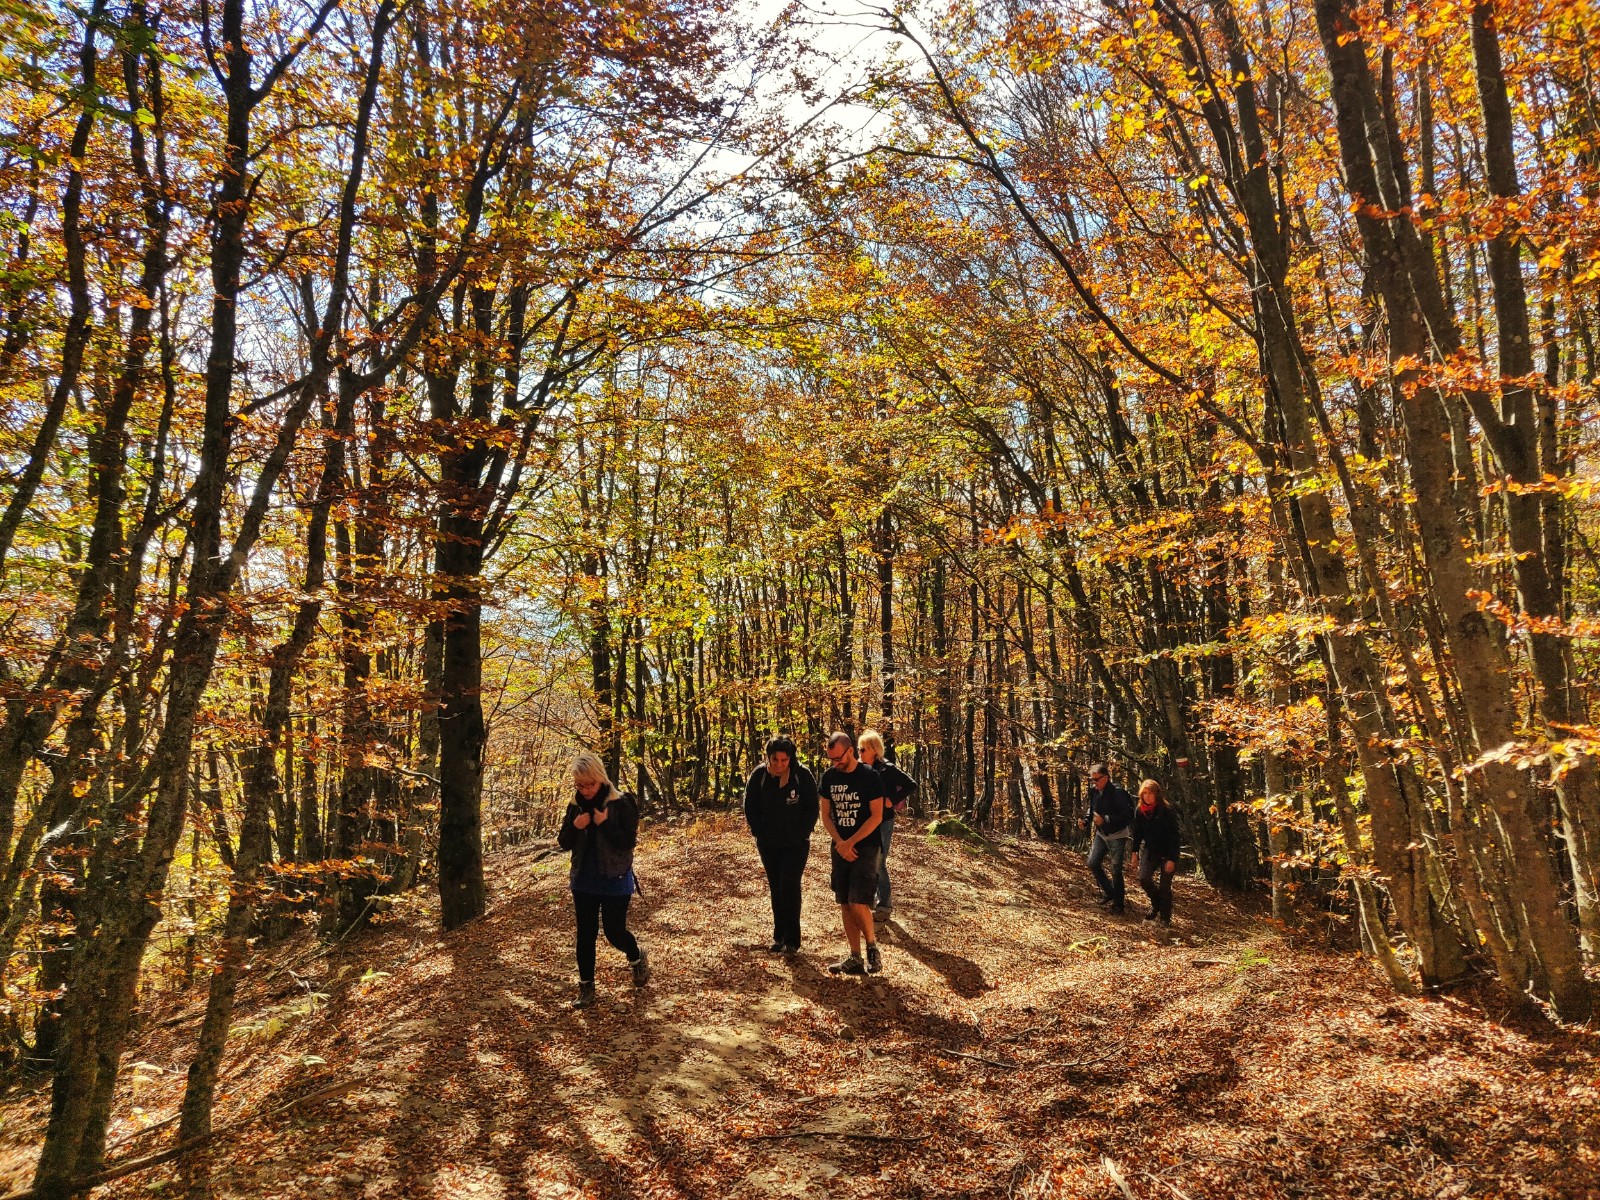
[1109,904,1126,915]
[1144,908,1161,922]
[828,953,866,975]
[865,944,882,974]
[1095,895,1115,908]
[767,940,787,954]
[574,981,597,1009]
[873,905,893,922]
[631,949,652,988]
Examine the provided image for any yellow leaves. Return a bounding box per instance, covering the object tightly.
[1573,253,1600,287]
[1234,611,1337,643]
[1085,509,1196,568]
[1003,6,1070,75]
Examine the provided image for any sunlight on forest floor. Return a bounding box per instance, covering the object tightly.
[3,816,1597,1199]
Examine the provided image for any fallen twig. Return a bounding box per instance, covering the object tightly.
[942,1049,1018,1069]
[1102,1155,1139,1200]
[1043,1048,1121,1071]
[103,1109,182,1154]
[0,1078,363,1200]
[1191,958,1228,967]
[998,1015,1061,1042]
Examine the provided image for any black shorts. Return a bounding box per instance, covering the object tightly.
[831,846,881,906]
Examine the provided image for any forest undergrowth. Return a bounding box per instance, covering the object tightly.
[3,818,1597,1200]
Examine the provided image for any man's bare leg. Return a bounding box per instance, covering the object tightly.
[840,904,862,955]
[849,903,875,946]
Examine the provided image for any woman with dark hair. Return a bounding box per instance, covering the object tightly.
[558,752,650,1008]
[1129,779,1181,929]
[743,735,819,953]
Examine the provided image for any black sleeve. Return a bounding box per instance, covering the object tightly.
[743,768,765,839]
[1129,811,1144,854]
[598,793,639,851]
[884,763,916,804]
[1159,809,1182,861]
[557,803,582,851]
[1107,788,1136,835]
[797,767,820,833]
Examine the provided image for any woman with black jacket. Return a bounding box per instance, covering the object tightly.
[743,735,819,953]
[557,752,650,1008]
[1129,779,1181,928]
[858,729,915,920]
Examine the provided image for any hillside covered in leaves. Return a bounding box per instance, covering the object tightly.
[4,820,1598,1199]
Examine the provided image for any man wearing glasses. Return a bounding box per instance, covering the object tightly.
[1084,762,1136,914]
[818,731,887,974]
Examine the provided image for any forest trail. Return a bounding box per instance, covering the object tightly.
[3,816,1597,1200]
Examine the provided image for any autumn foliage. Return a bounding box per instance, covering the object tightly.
[1,0,1599,1192]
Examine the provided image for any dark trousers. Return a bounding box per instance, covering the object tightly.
[1087,832,1128,905]
[876,812,895,909]
[574,891,640,983]
[757,841,809,948]
[1138,855,1175,920]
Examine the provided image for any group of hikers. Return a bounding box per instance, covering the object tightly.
[556,733,1181,1007]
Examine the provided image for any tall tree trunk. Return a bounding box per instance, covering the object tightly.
[1315,0,1591,1020]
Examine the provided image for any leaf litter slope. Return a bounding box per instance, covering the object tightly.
[3,817,1597,1199]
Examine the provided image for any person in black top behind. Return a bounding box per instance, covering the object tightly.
[1083,762,1137,913]
[743,735,819,954]
[1129,778,1182,929]
[858,728,915,921]
[818,731,886,975]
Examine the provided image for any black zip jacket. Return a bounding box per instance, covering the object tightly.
[743,763,820,848]
[1089,782,1137,839]
[870,760,917,811]
[1130,803,1181,864]
[557,788,639,884]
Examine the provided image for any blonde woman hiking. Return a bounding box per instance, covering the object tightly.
[857,728,915,921]
[557,752,650,1008]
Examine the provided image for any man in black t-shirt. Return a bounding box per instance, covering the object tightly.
[818,731,886,975]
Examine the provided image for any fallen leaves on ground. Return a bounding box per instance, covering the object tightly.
[3,816,1597,1199]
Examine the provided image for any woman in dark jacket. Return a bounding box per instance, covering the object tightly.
[743,735,819,954]
[1129,779,1181,928]
[557,752,649,1008]
[858,729,915,921]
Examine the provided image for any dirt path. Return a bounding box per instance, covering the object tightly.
[3,816,1598,1199]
